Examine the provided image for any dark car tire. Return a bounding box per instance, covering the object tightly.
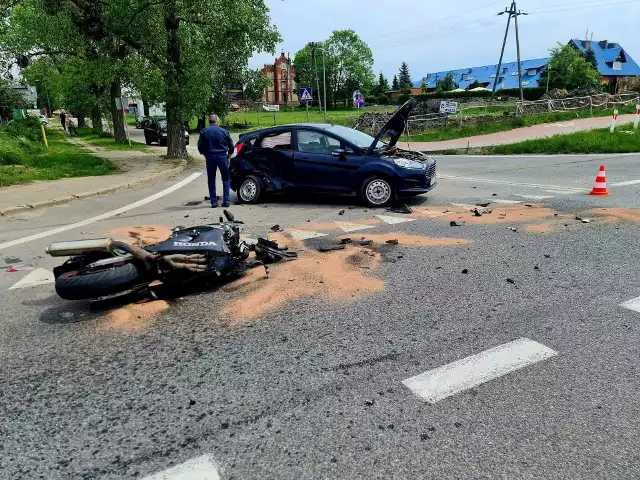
[160,138,167,146]
[361,176,395,208]
[55,263,144,300]
[144,135,152,145]
[237,175,264,204]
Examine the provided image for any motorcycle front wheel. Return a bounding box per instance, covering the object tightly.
[55,263,145,300]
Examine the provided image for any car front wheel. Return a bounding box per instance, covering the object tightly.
[361,176,394,208]
[237,176,263,204]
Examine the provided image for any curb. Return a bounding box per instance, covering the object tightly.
[0,159,188,217]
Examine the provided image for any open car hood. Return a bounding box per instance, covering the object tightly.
[368,98,416,154]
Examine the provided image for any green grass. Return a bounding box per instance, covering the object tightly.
[407,104,638,143]
[76,127,148,151]
[222,105,398,132]
[481,123,640,155]
[0,121,114,187]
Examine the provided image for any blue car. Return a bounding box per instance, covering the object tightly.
[229,99,436,207]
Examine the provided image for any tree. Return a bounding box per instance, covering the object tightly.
[398,62,413,90]
[420,80,427,93]
[585,48,599,71]
[436,73,458,92]
[0,78,26,119]
[392,75,399,90]
[539,43,601,91]
[373,72,390,96]
[244,69,271,102]
[325,30,375,107]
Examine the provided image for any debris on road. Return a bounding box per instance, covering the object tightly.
[506,278,516,284]
[534,266,540,270]
[462,269,468,274]
[318,245,346,253]
[270,225,281,232]
[507,227,518,232]
[544,254,552,258]
[389,204,413,214]
[473,208,483,217]
[525,204,533,208]
[6,264,34,272]
[575,216,591,223]
[360,240,374,246]
[340,238,352,244]
[476,202,491,208]
[450,221,463,227]
[386,239,399,245]
[338,210,345,216]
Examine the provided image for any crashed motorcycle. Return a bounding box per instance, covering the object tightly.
[46,210,296,301]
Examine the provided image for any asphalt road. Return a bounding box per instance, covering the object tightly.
[3,154,640,479]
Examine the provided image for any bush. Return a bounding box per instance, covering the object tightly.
[410,87,546,102]
[3,117,42,141]
[376,95,390,105]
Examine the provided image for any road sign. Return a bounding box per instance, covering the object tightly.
[439,100,458,114]
[262,104,280,112]
[353,90,365,109]
[299,88,313,103]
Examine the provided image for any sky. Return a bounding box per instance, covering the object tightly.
[249,0,640,83]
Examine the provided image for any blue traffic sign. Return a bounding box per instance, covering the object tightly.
[299,87,313,103]
[353,90,365,109]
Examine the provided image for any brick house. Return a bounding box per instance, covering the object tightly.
[261,52,298,105]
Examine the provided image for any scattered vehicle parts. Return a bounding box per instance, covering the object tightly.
[386,239,399,245]
[270,225,281,232]
[450,221,463,227]
[389,204,413,214]
[318,245,346,253]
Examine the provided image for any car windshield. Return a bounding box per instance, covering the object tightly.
[326,125,385,150]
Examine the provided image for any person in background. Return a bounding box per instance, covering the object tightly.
[59,111,66,131]
[197,114,234,208]
[68,118,75,137]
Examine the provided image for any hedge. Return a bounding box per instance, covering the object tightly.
[402,87,547,103]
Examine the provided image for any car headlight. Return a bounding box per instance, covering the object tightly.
[393,158,425,170]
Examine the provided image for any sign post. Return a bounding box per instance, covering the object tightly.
[299,88,313,122]
[353,90,365,114]
[634,105,640,130]
[610,109,618,133]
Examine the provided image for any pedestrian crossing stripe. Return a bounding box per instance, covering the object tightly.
[287,229,327,240]
[9,268,55,290]
[335,222,376,233]
[376,215,416,225]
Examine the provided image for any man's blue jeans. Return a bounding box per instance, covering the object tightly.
[205,154,230,206]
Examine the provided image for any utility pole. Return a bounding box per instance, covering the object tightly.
[490,5,513,101]
[491,2,528,104]
[321,44,327,122]
[546,65,551,94]
[310,42,322,112]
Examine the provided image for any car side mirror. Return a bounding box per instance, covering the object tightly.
[331,149,347,159]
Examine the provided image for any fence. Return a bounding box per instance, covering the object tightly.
[516,92,640,115]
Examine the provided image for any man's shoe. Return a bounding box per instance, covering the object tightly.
[221,202,230,208]
[211,203,219,208]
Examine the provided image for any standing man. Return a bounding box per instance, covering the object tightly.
[59,111,66,131]
[197,114,235,208]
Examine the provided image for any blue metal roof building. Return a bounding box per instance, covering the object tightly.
[413,39,640,91]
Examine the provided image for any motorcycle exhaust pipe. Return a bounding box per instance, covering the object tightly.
[45,238,116,257]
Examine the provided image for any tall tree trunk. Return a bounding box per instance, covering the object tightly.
[109,80,127,143]
[163,2,187,158]
[75,110,87,128]
[142,97,150,116]
[91,106,103,134]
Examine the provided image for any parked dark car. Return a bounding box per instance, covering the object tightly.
[143,118,189,146]
[229,99,435,207]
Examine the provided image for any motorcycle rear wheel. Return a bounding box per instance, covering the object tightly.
[55,263,145,300]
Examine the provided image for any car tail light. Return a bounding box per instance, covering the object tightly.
[231,141,243,159]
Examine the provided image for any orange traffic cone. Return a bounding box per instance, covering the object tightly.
[590,165,609,196]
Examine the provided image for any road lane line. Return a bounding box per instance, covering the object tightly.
[514,194,555,200]
[0,173,202,251]
[335,222,376,232]
[438,174,587,193]
[620,296,640,313]
[492,199,523,204]
[142,454,219,480]
[610,180,640,187]
[402,338,558,404]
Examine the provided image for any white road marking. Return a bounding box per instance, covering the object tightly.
[9,268,55,290]
[491,199,524,204]
[438,174,587,193]
[620,296,640,313]
[402,338,558,404]
[142,455,219,480]
[335,222,376,233]
[514,194,555,200]
[0,173,202,251]
[451,203,479,210]
[420,209,448,218]
[610,179,640,187]
[376,215,416,225]
[287,229,328,240]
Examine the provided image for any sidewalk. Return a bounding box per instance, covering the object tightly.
[0,137,187,216]
[405,113,637,152]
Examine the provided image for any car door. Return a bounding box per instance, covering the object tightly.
[249,130,296,191]
[293,129,360,192]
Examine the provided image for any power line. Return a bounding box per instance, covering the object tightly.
[368,0,505,40]
[528,0,639,14]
